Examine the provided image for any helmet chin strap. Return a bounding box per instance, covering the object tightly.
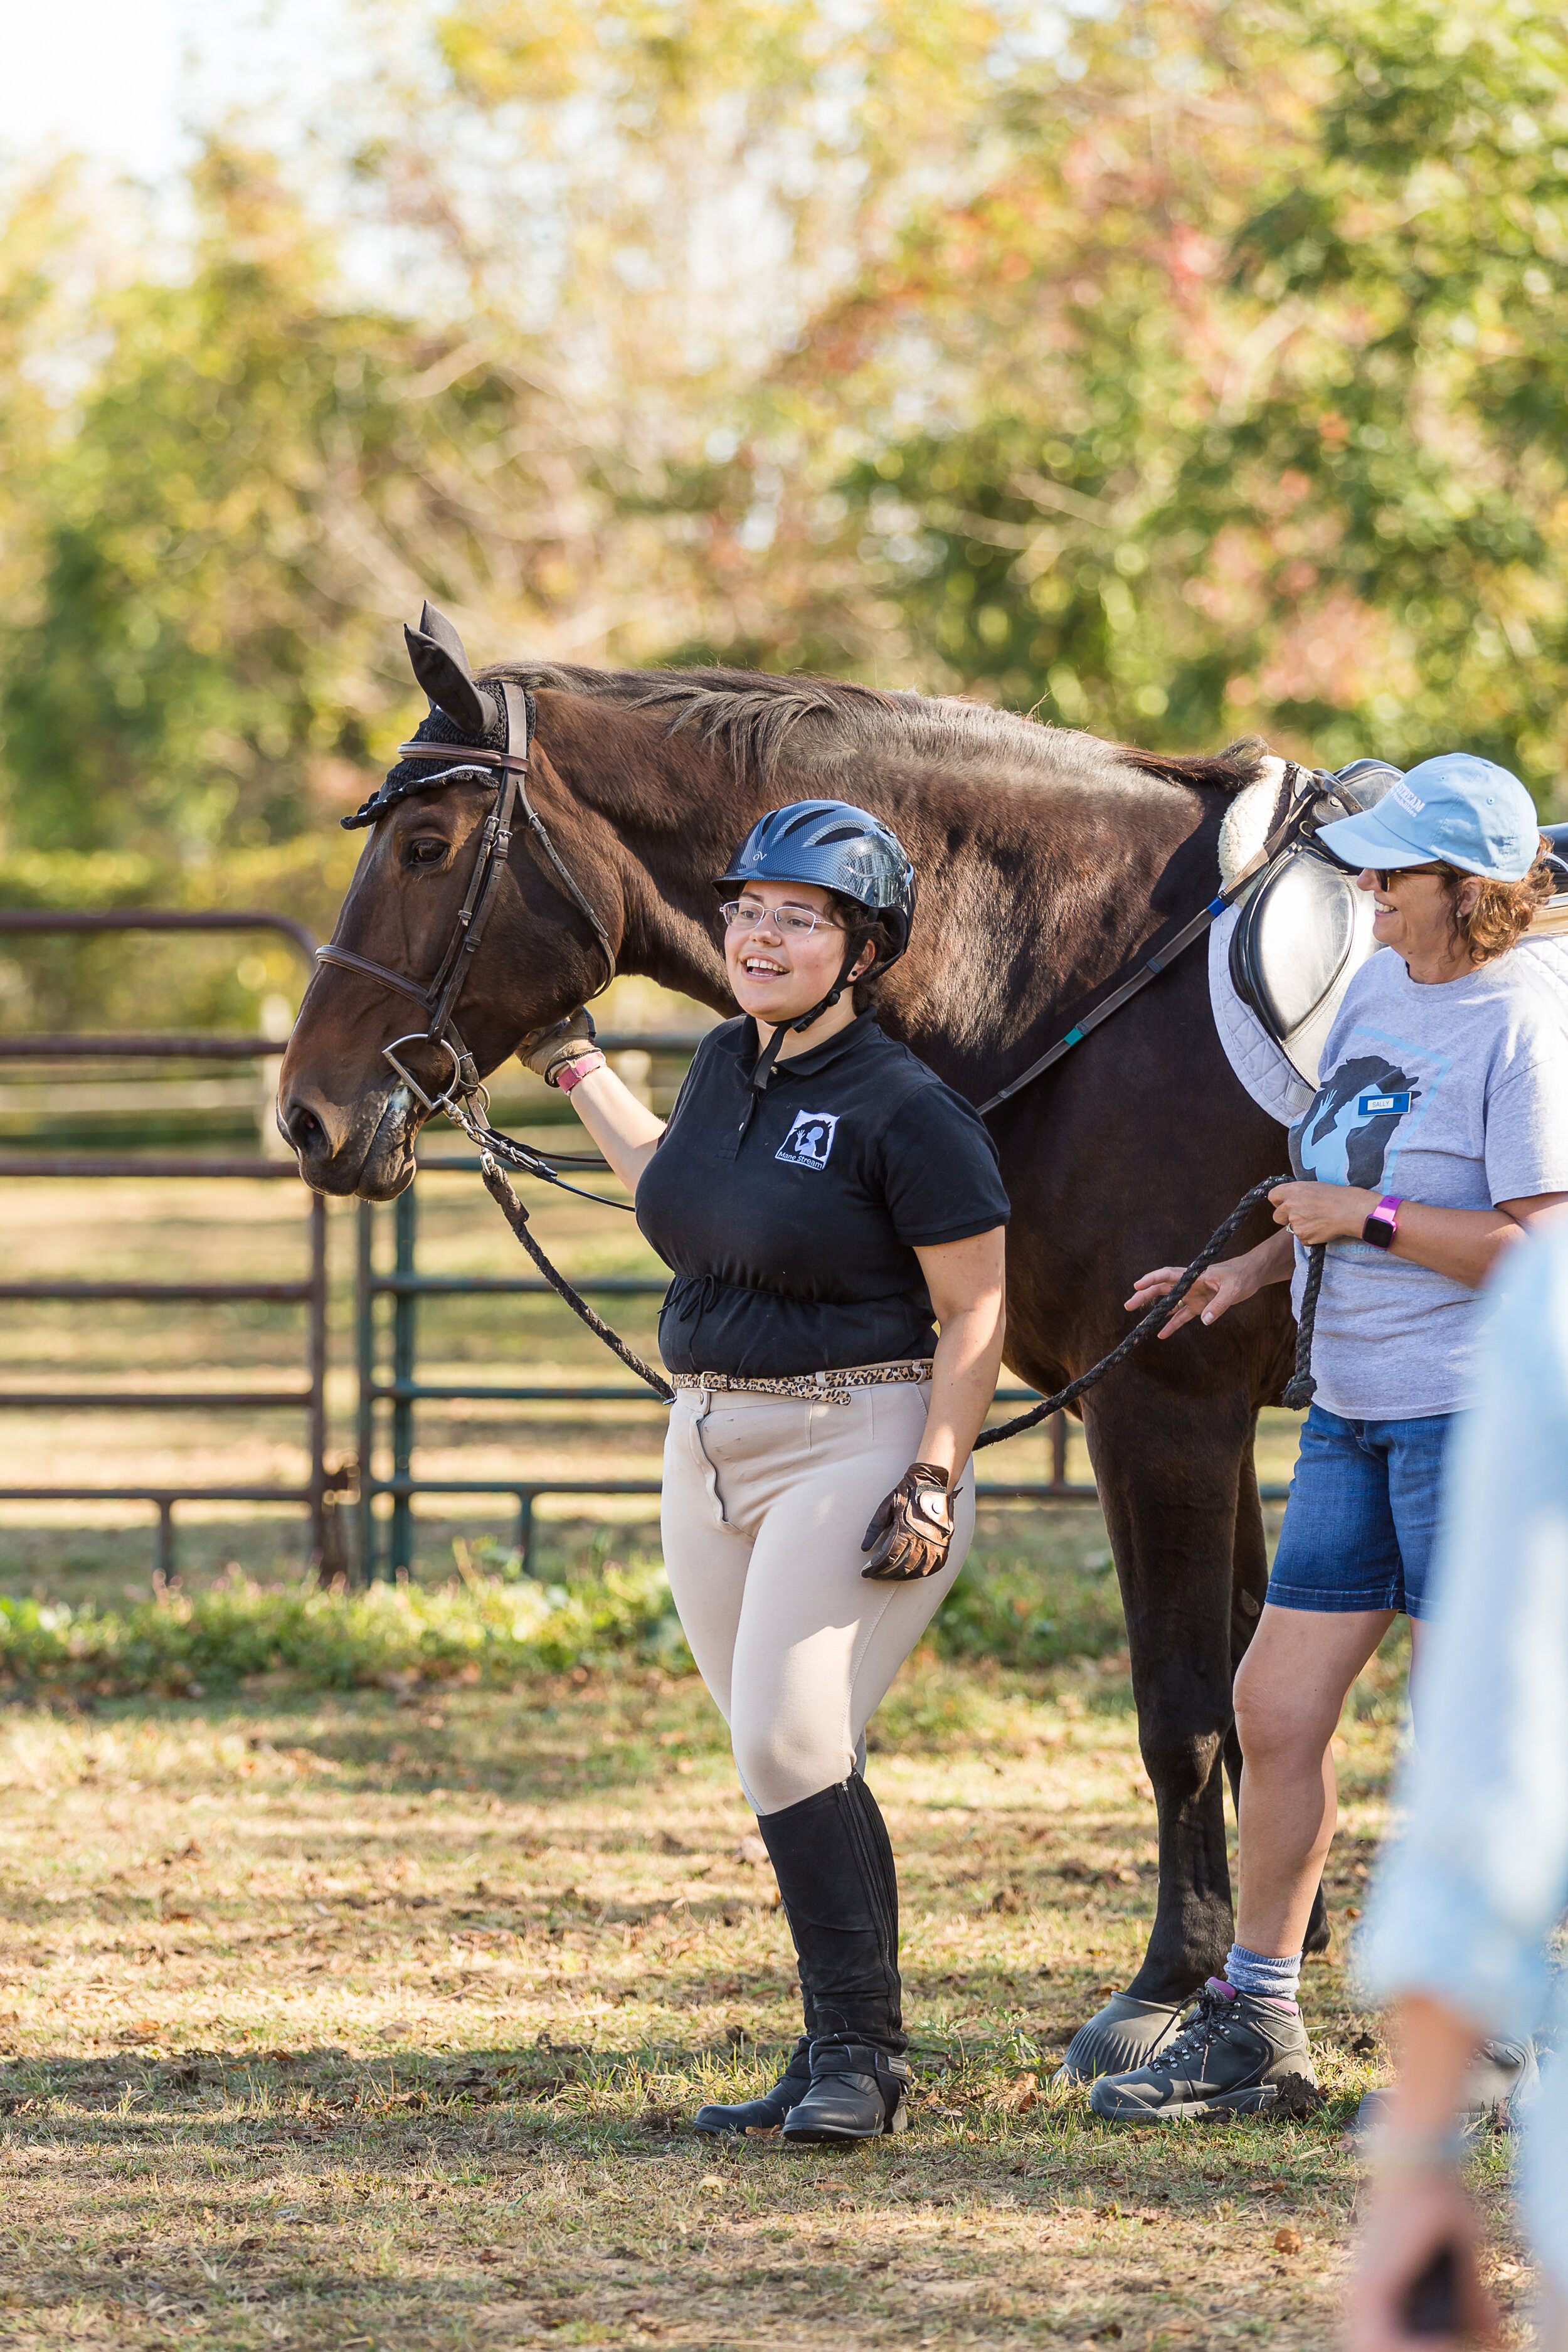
[748,931,872,1097]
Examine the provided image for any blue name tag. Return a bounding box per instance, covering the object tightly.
[1357,1091,1411,1116]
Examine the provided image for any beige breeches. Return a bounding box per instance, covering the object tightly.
[660,1380,975,1815]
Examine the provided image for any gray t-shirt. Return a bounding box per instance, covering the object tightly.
[1287,945,1568,1419]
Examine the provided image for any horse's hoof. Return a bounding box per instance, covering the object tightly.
[1053,1991,1187,2085]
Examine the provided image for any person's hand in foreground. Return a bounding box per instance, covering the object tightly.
[1342,1995,1503,2351]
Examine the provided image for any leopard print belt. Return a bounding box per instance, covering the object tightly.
[669,1360,934,1408]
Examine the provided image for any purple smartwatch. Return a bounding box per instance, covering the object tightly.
[1361,1194,1403,1250]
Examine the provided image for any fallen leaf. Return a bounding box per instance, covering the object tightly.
[733,1835,768,1867]
[697,2175,727,2193]
[1274,2225,1303,2254]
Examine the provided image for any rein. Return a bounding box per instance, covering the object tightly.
[973,1174,1316,1452]
[977,761,1322,1115]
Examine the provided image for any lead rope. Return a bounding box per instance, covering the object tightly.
[465,1155,1312,1434]
[479,1157,675,1402]
[1282,1242,1325,1411]
[975,1174,1296,1450]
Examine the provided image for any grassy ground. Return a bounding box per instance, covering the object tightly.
[0,1165,1535,2343]
[0,1631,1534,2350]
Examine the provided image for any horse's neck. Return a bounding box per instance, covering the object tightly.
[544,706,764,1014]
[547,695,1215,1078]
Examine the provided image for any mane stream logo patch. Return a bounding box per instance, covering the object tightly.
[775,1111,840,1170]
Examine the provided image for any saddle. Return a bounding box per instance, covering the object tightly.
[1230,776,1568,1088]
[1227,760,1398,1088]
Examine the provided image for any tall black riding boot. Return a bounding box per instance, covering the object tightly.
[756,1773,911,2142]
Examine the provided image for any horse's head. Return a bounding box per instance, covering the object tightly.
[278,607,619,1198]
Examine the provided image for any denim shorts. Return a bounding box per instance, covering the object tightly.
[1267,1404,1455,1622]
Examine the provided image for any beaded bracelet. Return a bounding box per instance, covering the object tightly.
[555,1051,607,1094]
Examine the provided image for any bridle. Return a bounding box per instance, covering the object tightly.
[315,679,617,1113]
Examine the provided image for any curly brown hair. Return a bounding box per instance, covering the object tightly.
[1439,839,1557,965]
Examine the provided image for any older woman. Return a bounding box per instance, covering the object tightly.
[1092,752,1568,2121]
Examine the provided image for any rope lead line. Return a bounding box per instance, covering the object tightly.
[974,1173,1293,1450]
[480,1156,676,1403]
[471,1157,1305,1443]
[1281,1241,1325,1411]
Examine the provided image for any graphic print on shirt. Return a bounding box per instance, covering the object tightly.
[775,1109,840,1170]
[1290,1047,1434,1192]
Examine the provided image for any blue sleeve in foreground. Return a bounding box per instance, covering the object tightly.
[1357,1230,1568,2038]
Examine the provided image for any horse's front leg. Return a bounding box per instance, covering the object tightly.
[1055,1369,1251,2080]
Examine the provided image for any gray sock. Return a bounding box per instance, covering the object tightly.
[1224,1943,1301,2006]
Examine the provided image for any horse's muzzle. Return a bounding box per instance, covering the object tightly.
[277,1078,418,1199]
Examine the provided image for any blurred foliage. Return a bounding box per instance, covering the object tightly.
[815,0,1568,785]
[2,0,1566,1036]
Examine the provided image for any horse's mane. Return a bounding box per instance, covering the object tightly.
[488,659,1267,795]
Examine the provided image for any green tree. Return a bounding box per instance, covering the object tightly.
[780,0,1568,799]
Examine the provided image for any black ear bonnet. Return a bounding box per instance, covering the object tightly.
[342,601,517,830]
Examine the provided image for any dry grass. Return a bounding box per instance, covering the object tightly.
[0,1642,1533,2350]
[0,1172,1534,2344]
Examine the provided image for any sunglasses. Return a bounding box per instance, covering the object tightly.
[1371,862,1454,891]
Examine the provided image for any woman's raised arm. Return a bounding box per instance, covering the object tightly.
[518,1014,667,1195]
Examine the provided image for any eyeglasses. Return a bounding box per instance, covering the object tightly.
[1372,863,1453,890]
[721,900,844,938]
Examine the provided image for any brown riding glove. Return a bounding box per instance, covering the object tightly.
[861,1461,955,1581]
[517,1009,598,1088]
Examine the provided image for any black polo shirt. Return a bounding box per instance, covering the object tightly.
[634,1013,1010,1379]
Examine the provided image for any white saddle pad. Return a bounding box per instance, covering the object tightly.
[1209,905,1316,1128]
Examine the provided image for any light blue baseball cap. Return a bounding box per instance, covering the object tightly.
[1316,753,1540,882]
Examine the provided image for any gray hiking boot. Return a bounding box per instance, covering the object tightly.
[1089,1979,1317,2121]
[1355,2037,1539,2144]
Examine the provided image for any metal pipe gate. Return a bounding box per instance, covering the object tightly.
[4,915,1213,1583]
[0,909,344,1574]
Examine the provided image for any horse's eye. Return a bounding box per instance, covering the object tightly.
[404,836,448,867]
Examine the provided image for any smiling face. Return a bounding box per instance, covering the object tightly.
[1359,864,1480,978]
[722,882,874,1029]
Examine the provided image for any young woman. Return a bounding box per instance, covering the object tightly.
[1091,751,1568,2121]
[519,800,1009,2141]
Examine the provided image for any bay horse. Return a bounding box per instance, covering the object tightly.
[278,622,1308,2072]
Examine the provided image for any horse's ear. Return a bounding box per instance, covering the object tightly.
[404,603,490,738]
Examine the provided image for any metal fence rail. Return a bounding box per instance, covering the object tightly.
[0,911,343,1572]
[8,909,1247,1585]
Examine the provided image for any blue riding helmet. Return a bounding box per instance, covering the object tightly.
[716,800,917,970]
